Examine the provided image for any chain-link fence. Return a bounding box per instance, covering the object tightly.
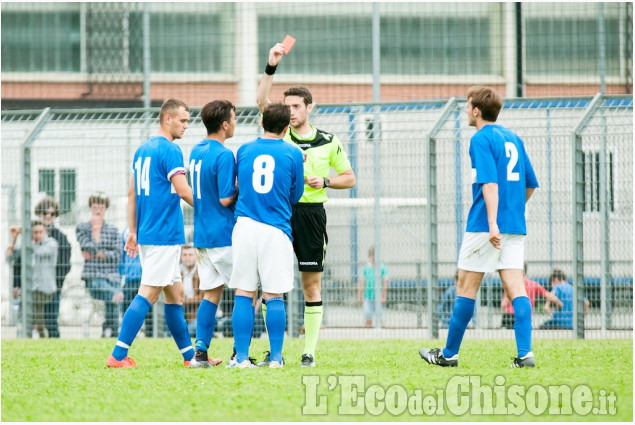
[1,95,632,341]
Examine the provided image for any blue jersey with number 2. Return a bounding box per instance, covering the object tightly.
[234,137,304,240]
[133,136,186,245]
[466,124,539,234]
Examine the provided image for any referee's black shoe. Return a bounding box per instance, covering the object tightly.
[419,348,458,367]
[300,353,316,367]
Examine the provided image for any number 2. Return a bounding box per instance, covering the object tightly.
[505,142,519,181]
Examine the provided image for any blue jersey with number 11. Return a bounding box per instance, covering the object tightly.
[133,136,186,245]
[234,137,304,240]
[190,139,237,248]
[466,124,539,235]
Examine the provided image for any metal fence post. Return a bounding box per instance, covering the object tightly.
[571,93,603,339]
[427,98,458,339]
[20,108,51,338]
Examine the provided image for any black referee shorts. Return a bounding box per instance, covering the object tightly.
[291,203,328,272]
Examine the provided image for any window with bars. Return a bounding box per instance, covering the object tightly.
[37,168,76,215]
[59,169,76,215]
[38,169,55,197]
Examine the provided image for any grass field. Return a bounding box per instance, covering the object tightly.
[1,338,632,421]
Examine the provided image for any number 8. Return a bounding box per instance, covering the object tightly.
[252,155,275,194]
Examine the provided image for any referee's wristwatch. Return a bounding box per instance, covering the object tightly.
[323,177,330,188]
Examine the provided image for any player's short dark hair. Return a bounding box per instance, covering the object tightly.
[467,86,502,122]
[88,191,110,208]
[34,197,60,217]
[284,85,312,106]
[549,269,567,284]
[262,103,291,135]
[160,98,189,124]
[201,100,235,134]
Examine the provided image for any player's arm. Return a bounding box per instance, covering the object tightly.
[125,176,138,258]
[256,43,284,113]
[171,173,193,207]
[382,273,389,304]
[584,297,590,314]
[544,290,561,308]
[219,152,238,207]
[332,168,356,189]
[482,182,501,249]
[526,187,535,203]
[357,276,364,304]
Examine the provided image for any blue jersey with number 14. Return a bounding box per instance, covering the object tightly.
[234,137,304,240]
[133,136,186,245]
[466,124,539,235]
[190,139,237,248]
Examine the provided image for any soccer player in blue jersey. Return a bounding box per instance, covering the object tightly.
[228,103,304,369]
[107,98,196,368]
[420,86,539,368]
[187,100,237,368]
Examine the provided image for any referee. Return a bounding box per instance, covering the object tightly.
[257,43,356,367]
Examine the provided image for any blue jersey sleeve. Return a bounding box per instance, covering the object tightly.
[290,148,305,204]
[164,143,186,180]
[217,149,237,199]
[471,134,498,184]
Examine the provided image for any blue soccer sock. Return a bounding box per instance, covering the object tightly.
[195,299,218,352]
[264,297,286,363]
[112,295,151,361]
[443,296,476,359]
[233,296,254,363]
[164,303,194,361]
[512,296,533,357]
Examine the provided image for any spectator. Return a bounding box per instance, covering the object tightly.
[76,192,122,338]
[119,226,154,337]
[357,246,389,328]
[6,221,58,338]
[501,263,560,329]
[180,245,202,337]
[539,269,590,330]
[34,197,72,338]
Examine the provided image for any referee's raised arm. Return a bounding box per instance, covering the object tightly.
[256,43,284,113]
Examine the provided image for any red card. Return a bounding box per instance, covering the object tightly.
[282,35,296,54]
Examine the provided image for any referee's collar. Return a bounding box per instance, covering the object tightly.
[289,124,316,141]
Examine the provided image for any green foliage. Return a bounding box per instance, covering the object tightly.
[1,338,632,421]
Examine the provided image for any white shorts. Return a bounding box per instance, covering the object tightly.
[197,246,232,290]
[138,245,182,287]
[457,232,525,273]
[229,216,294,294]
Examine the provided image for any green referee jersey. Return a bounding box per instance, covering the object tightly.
[284,124,352,204]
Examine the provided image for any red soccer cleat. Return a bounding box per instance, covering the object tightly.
[106,354,138,368]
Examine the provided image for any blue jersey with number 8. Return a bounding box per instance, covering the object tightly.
[234,137,304,240]
[133,136,186,245]
[466,124,539,234]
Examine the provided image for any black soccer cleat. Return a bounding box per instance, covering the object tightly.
[511,352,535,368]
[257,350,284,367]
[189,349,211,368]
[419,348,458,367]
[257,351,271,367]
[300,353,316,367]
